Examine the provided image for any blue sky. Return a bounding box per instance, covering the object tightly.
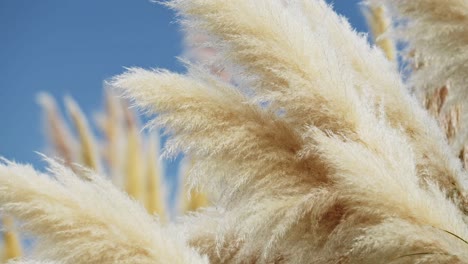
[0,0,367,178]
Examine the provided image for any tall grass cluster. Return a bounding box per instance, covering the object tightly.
[1,0,467,263]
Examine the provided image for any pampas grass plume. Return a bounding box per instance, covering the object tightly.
[64,97,100,172]
[0,158,208,264]
[362,4,396,61]
[2,0,468,263]
[145,133,166,217]
[179,158,208,213]
[37,93,78,167]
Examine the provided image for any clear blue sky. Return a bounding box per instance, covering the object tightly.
[0,0,367,177]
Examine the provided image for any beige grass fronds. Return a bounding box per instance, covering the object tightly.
[179,158,208,213]
[37,93,77,167]
[362,4,396,61]
[65,97,100,172]
[122,103,145,203]
[145,133,166,218]
[0,158,208,264]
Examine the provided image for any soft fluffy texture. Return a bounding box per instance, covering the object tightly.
[362,4,396,61]
[37,93,78,168]
[112,67,468,263]
[109,0,468,262]
[64,97,101,172]
[373,0,468,154]
[0,159,208,264]
[1,0,468,263]
[166,0,468,215]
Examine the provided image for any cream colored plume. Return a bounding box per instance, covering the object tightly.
[178,158,208,213]
[166,0,468,216]
[64,97,100,172]
[94,89,127,187]
[2,0,468,263]
[0,158,208,264]
[373,0,468,155]
[38,93,172,217]
[122,104,145,203]
[112,0,468,262]
[37,93,78,167]
[145,133,166,217]
[113,67,468,262]
[377,0,468,100]
[362,4,396,61]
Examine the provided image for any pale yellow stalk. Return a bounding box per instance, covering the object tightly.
[123,105,145,203]
[363,5,396,61]
[37,93,77,167]
[185,190,208,213]
[65,97,100,171]
[2,216,22,261]
[100,90,121,171]
[179,158,208,213]
[95,90,126,187]
[145,134,166,218]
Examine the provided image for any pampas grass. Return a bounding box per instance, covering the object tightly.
[179,158,208,213]
[122,107,145,202]
[64,97,101,172]
[168,0,468,216]
[362,4,396,61]
[1,217,21,262]
[112,0,468,262]
[0,159,208,264]
[37,93,78,168]
[38,93,162,206]
[145,134,167,216]
[36,92,207,218]
[1,0,468,263]
[373,0,468,158]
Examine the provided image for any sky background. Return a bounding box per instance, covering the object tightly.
[0,0,368,191]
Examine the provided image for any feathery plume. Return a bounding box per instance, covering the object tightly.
[167,0,468,215]
[178,158,208,213]
[183,33,231,82]
[299,0,468,214]
[113,0,468,262]
[425,86,463,145]
[378,0,468,99]
[0,158,208,264]
[95,90,126,185]
[375,0,468,155]
[362,4,396,61]
[112,65,468,262]
[64,97,100,172]
[122,105,145,203]
[3,0,468,262]
[145,133,166,217]
[41,92,169,214]
[37,93,77,167]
